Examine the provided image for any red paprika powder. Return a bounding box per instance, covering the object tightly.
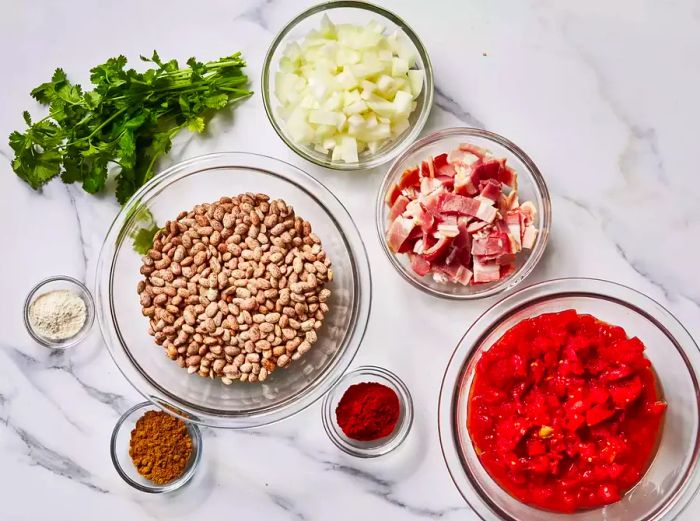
[335,382,400,441]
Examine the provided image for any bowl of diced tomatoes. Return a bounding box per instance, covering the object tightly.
[375,127,551,299]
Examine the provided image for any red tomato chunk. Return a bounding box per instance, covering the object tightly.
[468,310,666,513]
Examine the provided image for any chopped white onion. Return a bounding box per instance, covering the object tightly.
[275,14,425,163]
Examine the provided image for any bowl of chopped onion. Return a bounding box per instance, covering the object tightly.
[262,1,434,170]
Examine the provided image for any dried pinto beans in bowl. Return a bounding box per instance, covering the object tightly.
[137,193,332,383]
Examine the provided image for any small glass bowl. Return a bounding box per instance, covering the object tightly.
[110,401,202,493]
[262,0,434,170]
[23,276,95,349]
[322,365,413,457]
[376,127,551,300]
[438,278,700,520]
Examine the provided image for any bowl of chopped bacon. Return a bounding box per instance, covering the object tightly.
[376,127,551,299]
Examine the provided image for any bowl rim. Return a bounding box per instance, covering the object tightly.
[261,0,435,171]
[375,127,551,300]
[321,364,414,458]
[95,151,372,429]
[110,401,202,493]
[23,275,95,349]
[437,277,700,520]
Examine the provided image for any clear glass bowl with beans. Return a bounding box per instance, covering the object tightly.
[96,152,371,428]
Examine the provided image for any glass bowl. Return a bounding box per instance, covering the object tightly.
[321,365,413,457]
[376,127,551,299]
[23,275,95,349]
[261,0,434,171]
[96,152,371,429]
[438,278,700,520]
[110,401,202,493]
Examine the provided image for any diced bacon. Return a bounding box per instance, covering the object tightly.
[385,183,402,206]
[499,165,518,189]
[498,191,519,214]
[519,201,537,224]
[387,216,416,253]
[454,168,478,196]
[421,177,443,195]
[408,253,431,276]
[448,149,480,166]
[522,225,538,249]
[505,212,522,250]
[441,194,480,216]
[402,186,417,199]
[458,143,490,159]
[384,143,539,288]
[438,162,457,178]
[423,189,447,218]
[455,266,473,285]
[467,220,489,233]
[472,236,508,256]
[422,235,452,262]
[437,223,460,237]
[476,201,498,223]
[472,158,504,182]
[389,195,410,221]
[473,257,501,283]
[433,153,448,171]
[480,179,502,202]
[420,159,435,178]
[398,167,420,190]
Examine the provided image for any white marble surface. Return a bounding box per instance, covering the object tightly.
[1,0,699,519]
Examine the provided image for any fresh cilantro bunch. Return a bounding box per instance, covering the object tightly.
[9,51,251,204]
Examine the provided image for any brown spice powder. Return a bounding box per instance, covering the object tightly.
[129,410,193,485]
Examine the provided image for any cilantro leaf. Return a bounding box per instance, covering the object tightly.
[9,51,251,204]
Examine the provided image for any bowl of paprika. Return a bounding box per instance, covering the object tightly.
[322,365,413,458]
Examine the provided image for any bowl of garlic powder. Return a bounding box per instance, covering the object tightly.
[24,276,95,349]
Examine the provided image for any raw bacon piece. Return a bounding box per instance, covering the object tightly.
[408,253,431,276]
[480,179,502,202]
[420,176,443,195]
[433,153,449,171]
[471,158,504,182]
[522,225,538,249]
[449,149,480,166]
[387,216,416,253]
[473,257,501,283]
[422,235,452,262]
[454,167,478,196]
[389,195,410,221]
[499,165,518,189]
[472,236,508,256]
[458,142,490,159]
[398,167,420,190]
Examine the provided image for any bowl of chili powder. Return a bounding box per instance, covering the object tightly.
[322,365,413,457]
[111,401,202,493]
[439,278,700,520]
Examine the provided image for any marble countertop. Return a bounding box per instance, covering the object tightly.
[2,0,699,519]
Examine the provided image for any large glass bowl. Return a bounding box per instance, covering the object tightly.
[377,127,551,300]
[438,278,700,520]
[261,0,434,171]
[96,152,371,429]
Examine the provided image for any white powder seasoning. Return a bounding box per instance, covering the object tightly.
[28,290,87,341]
